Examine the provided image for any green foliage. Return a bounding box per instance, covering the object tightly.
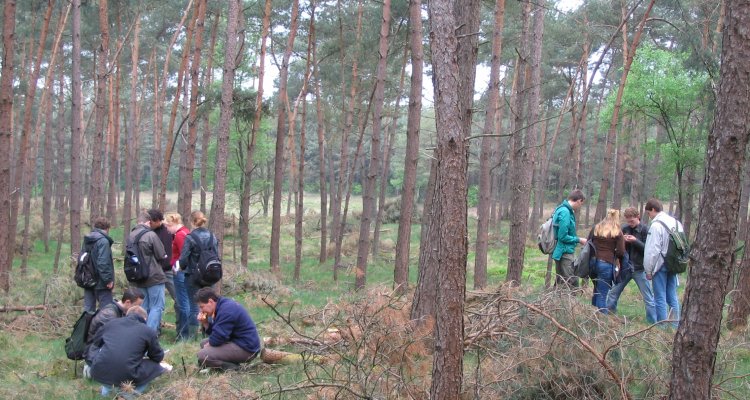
[467,185,479,208]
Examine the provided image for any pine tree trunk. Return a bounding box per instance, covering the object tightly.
[178,0,207,221]
[474,0,505,290]
[123,16,141,244]
[393,0,424,294]
[208,0,242,256]
[240,0,271,269]
[313,5,328,264]
[0,0,17,291]
[69,0,84,257]
[270,0,299,275]
[671,3,750,396]
[89,0,109,220]
[200,14,219,214]
[728,225,750,330]
[354,0,391,290]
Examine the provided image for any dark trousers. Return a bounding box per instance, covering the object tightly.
[198,339,258,369]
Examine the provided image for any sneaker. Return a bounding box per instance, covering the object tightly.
[159,362,173,372]
[82,364,91,380]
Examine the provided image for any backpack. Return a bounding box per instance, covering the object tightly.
[189,231,222,287]
[573,240,596,279]
[74,244,97,289]
[537,206,562,254]
[123,229,150,283]
[655,220,690,273]
[64,310,96,360]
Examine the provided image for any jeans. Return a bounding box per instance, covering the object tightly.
[83,288,113,312]
[607,270,657,323]
[184,274,200,336]
[100,382,150,397]
[652,265,680,328]
[141,283,166,332]
[592,260,615,314]
[555,253,579,288]
[174,271,192,340]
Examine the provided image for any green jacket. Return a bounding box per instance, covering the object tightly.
[552,200,579,260]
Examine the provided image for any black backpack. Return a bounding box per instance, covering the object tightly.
[74,242,98,289]
[123,229,150,283]
[189,231,222,287]
[64,310,96,360]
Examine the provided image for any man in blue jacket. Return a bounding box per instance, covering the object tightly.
[195,287,261,370]
[552,189,587,288]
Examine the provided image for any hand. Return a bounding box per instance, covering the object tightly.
[646,273,652,280]
[623,234,635,242]
[579,238,587,245]
[106,281,114,289]
[197,312,207,323]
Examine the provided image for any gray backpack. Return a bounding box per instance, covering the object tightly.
[537,206,561,255]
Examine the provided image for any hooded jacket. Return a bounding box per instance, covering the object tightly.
[88,313,165,386]
[552,200,580,260]
[83,229,114,290]
[179,227,218,275]
[128,225,168,287]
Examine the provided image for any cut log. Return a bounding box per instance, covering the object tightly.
[0,305,47,312]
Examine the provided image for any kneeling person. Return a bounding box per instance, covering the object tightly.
[88,306,168,396]
[196,287,261,370]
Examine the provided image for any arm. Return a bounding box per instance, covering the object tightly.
[150,235,169,269]
[179,235,193,271]
[95,238,114,287]
[643,224,665,277]
[615,234,626,258]
[145,332,164,363]
[207,305,238,347]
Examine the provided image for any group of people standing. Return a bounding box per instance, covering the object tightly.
[552,191,684,328]
[77,209,261,396]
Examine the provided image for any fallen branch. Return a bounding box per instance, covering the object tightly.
[0,305,47,312]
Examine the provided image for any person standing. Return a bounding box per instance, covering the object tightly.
[179,211,219,339]
[195,287,261,370]
[551,189,587,288]
[589,209,626,314]
[88,306,171,397]
[82,217,115,312]
[128,211,169,332]
[644,198,683,328]
[147,209,180,336]
[165,212,192,341]
[607,207,657,323]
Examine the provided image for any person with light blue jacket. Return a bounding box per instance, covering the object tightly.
[552,189,588,289]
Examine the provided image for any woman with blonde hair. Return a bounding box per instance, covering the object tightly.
[165,212,191,340]
[590,209,626,314]
[179,211,219,337]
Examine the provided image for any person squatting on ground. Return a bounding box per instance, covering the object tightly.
[552,189,587,288]
[87,306,171,397]
[165,212,193,341]
[606,207,657,323]
[179,210,218,338]
[128,211,169,332]
[644,198,683,328]
[147,209,181,337]
[195,287,261,370]
[82,288,144,379]
[82,217,115,312]
[590,209,626,314]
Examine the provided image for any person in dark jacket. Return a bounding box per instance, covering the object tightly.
[606,207,657,323]
[128,211,169,332]
[195,287,261,370]
[179,211,218,337]
[88,306,170,396]
[147,209,181,336]
[82,217,116,312]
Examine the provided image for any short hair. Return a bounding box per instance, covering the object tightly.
[568,189,585,202]
[122,287,144,303]
[165,212,182,225]
[147,209,164,222]
[93,217,110,230]
[126,305,148,320]
[190,210,208,228]
[645,198,663,213]
[195,287,219,304]
[623,207,640,219]
[137,210,151,224]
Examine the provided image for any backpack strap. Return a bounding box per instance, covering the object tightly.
[189,230,215,252]
[131,228,149,261]
[653,220,673,259]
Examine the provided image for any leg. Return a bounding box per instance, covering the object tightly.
[83,288,96,312]
[631,271,657,324]
[144,284,166,332]
[185,276,200,337]
[555,253,578,289]
[197,341,258,369]
[651,266,669,325]
[665,272,681,328]
[95,288,113,310]
[164,270,181,334]
[174,271,191,340]
[593,260,614,313]
[606,273,632,313]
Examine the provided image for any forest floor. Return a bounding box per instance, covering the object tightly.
[0,204,749,399]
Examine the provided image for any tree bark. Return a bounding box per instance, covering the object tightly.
[123,16,141,244]
[89,0,109,219]
[354,0,391,290]
[208,0,242,256]
[670,2,750,397]
[270,0,299,275]
[200,13,220,214]
[0,0,17,291]
[313,5,328,264]
[69,0,84,257]
[240,0,271,269]
[474,0,505,290]
[393,0,424,294]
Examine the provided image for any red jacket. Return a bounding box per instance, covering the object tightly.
[172,226,190,266]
